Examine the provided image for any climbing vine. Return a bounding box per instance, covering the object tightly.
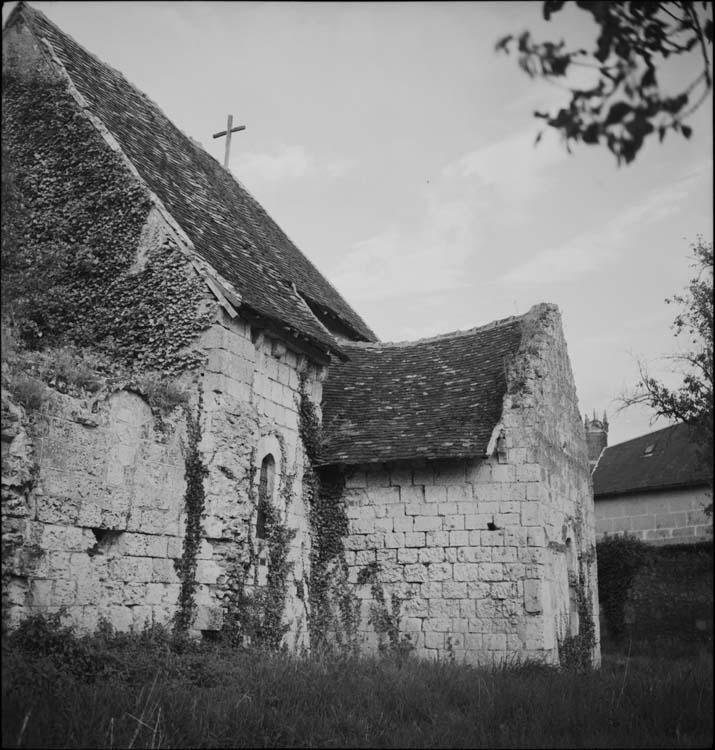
[298,376,360,652]
[558,546,598,671]
[174,395,207,634]
[358,561,414,659]
[221,512,296,651]
[220,443,296,651]
[597,534,649,640]
[2,75,213,374]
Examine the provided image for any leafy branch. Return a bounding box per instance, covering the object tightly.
[496,1,713,164]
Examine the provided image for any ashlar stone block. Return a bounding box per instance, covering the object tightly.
[397,548,418,564]
[413,516,441,532]
[428,562,452,581]
[524,580,542,613]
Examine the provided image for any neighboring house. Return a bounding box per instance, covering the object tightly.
[589,420,713,545]
[1,3,600,667]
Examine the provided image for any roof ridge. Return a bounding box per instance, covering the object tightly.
[341,311,526,350]
[17,2,221,168]
[603,421,688,452]
[9,2,375,349]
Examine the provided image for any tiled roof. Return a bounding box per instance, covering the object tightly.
[12,3,376,354]
[319,315,524,465]
[593,423,713,498]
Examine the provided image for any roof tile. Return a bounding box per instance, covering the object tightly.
[319,316,524,465]
[593,423,712,497]
[16,3,376,353]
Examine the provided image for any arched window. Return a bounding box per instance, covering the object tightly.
[256,454,275,540]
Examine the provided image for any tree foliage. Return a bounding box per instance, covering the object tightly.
[623,237,713,502]
[596,534,649,639]
[496,1,713,164]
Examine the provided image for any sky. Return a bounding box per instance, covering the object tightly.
[3,1,713,447]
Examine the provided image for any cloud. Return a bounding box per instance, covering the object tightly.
[329,184,488,304]
[330,221,475,303]
[442,127,568,204]
[330,127,569,304]
[235,144,356,185]
[502,165,713,286]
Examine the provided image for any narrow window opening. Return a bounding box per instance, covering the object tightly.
[256,454,275,540]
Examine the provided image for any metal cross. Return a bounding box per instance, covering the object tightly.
[212,114,246,169]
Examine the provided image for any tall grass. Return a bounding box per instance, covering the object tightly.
[1,616,712,748]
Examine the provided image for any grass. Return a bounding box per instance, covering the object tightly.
[4,371,47,411]
[1,322,187,415]
[1,615,712,749]
[2,323,108,403]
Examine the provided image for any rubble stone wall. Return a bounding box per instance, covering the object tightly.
[2,310,321,646]
[2,388,187,633]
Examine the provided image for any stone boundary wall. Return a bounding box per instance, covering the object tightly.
[603,542,713,644]
[595,487,713,545]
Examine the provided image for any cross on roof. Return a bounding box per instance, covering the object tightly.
[212,114,246,169]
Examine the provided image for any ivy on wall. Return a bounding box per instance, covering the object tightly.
[2,75,213,374]
[174,396,208,634]
[298,377,360,652]
[597,534,649,640]
[620,541,713,643]
[219,439,296,651]
[358,561,414,659]
[226,498,296,651]
[558,548,598,671]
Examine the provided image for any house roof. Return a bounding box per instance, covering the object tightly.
[7,3,376,356]
[319,314,524,465]
[592,422,713,499]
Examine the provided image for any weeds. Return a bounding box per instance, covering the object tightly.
[131,371,189,414]
[1,325,188,418]
[2,613,712,748]
[2,334,109,399]
[5,372,47,411]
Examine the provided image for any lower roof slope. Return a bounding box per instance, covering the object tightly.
[12,3,376,354]
[319,315,524,465]
[593,422,713,498]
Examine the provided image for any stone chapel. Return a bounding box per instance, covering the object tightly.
[1,3,600,667]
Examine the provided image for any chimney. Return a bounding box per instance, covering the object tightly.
[584,410,608,471]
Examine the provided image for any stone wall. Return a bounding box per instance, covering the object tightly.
[342,455,562,666]
[595,487,713,545]
[338,305,600,667]
[1,310,322,646]
[192,313,323,647]
[2,388,187,632]
[506,304,600,665]
[3,298,599,666]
